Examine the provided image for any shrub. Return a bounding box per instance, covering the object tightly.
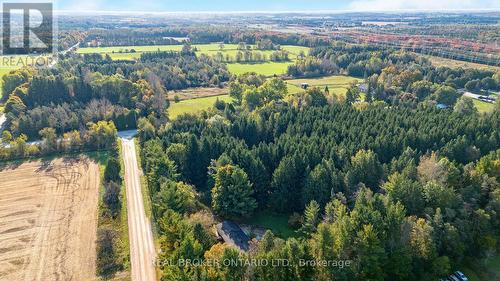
[96,228,119,277]
[103,181,121,218]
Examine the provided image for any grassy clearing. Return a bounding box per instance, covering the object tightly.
[462,97,496,114]
[472,98,496,113]
[168,94,232,119]
[243,212,299,239]
[287,83,350,97]
[424,55,500,72]
[106,53,143,61]
[227,61,291,76]
[287,75,362,88]
[287,83,303,94]
[286,75,363,97]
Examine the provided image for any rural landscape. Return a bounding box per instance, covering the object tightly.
[0,2,499,281]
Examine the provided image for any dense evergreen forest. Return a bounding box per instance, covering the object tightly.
[138,72,500,280]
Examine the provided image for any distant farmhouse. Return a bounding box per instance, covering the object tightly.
[215,221,250,252]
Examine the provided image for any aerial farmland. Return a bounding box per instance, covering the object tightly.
[0,157,100,280]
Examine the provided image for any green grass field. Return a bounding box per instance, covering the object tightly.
[227,61,292,76]
[77,44,309,76]
[243,212,299,239]
[168,95,232,119]
[286,75,363,97]
[461,97,496,113]
[472,98,496,113]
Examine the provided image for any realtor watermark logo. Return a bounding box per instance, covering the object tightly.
[1,1,56,68]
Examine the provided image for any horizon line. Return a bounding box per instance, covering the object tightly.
[54,8,500,16]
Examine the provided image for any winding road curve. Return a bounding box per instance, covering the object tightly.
[120,133,157,281]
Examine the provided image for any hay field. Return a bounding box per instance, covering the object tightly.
[168,94,232,119]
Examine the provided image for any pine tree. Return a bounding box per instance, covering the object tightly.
[211,164,257,219]
[345,149,383,192]
[301,200,320,236]
[354,224,386,281]
[303,162,332,207]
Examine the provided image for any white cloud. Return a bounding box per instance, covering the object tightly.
[348,0,498,11]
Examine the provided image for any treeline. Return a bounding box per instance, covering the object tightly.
[11,101,137,139]
[288,43,388,78]
[97,152,129,278]
[0,121,117,161]
[83,28,190,46]
[212,50,290,63]
[83,26,330,47]
[389,24,500,43]
[2,65,147,139]
[138,77,500,279]
[139,50,230,89]
[137,126,217,280]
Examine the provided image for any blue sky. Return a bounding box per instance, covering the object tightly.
[56,0,499,12]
